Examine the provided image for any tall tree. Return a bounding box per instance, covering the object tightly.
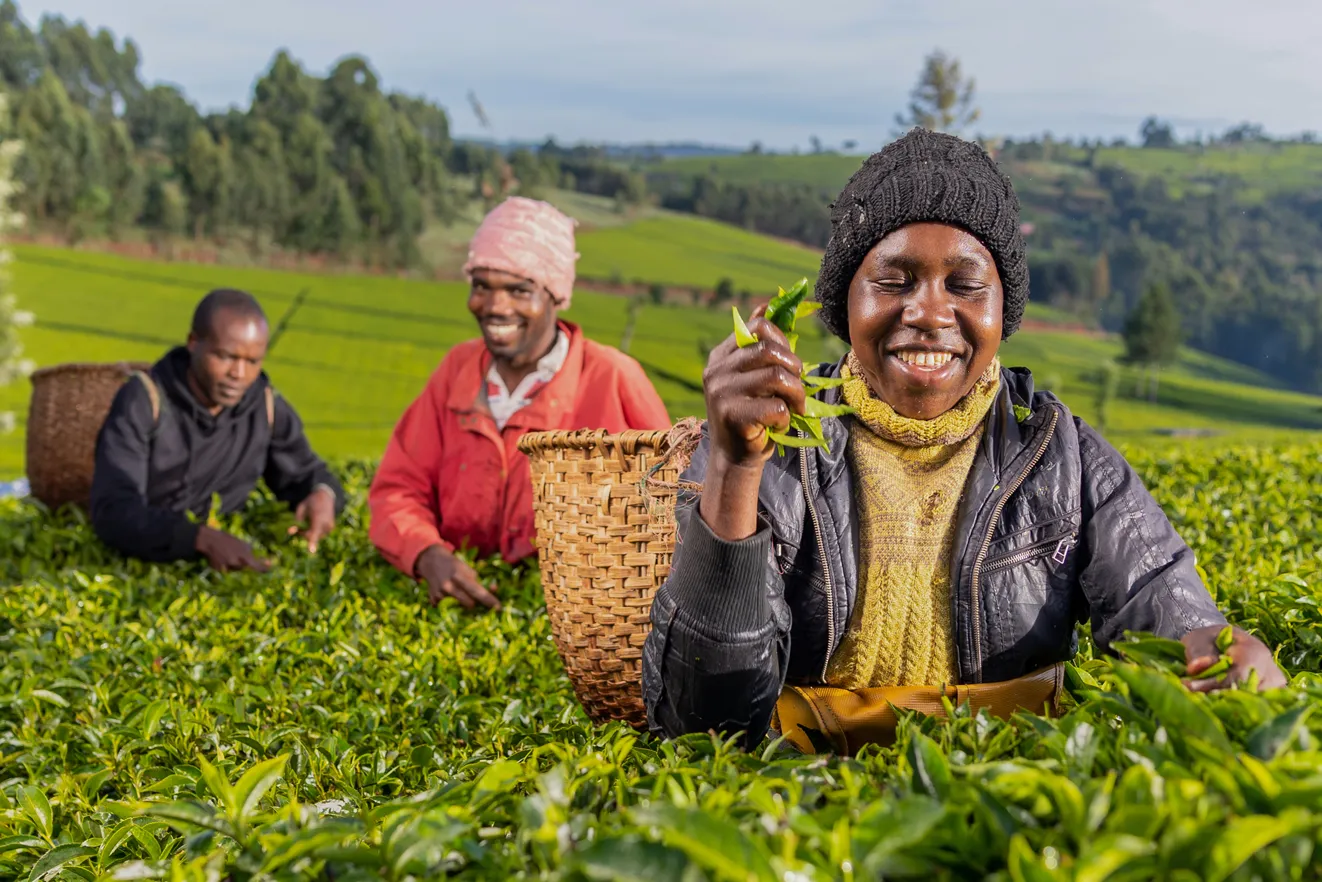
[1122,281,1183,400]
[895,49,979,135]
[181,126,231,239]
[1139,117,1176,149]
[100,117,143,235]
[0,1,43,90]
[1088,251,1111,323]
[231,118,290,253]
[13,69,103,232]
[0,91,32,432]
[124,84,200,159]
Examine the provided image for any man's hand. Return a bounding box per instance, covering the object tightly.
[195,526,271,573]
[1182,624,1288,693]
[415,545,501,611]
[290,486,337,554]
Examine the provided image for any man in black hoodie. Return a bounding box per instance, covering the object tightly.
[90,289,345,570]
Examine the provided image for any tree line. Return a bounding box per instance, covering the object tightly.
[0,1,466,267]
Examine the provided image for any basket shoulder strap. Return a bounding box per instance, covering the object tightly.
[264,385,276,427]
[130,370,161,426]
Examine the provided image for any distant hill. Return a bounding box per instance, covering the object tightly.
[640,141,1322,395]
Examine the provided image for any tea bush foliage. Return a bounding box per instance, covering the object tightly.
[0,440,1320,880]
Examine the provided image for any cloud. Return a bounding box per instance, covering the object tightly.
[17,0,1322,147]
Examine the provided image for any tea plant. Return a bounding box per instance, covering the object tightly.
[0,442,1319,880]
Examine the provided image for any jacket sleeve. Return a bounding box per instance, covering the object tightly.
[89,378,202,562]
[368,365,454,577]
[263,393,346,513]
[619,357,672,430]
[1074,417,1227,654]
[642,433,792,749]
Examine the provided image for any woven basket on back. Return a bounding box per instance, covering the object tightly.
[26,361,151,510]
[517,423,701,730]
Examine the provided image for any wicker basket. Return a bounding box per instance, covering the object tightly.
[26,361,151,510]
[517,423,701,729]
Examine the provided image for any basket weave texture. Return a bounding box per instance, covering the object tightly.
[26,361,150,510]
[517,426,698,730]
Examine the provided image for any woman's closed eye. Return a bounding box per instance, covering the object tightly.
[870,276,909,293]
[948,277,991,296]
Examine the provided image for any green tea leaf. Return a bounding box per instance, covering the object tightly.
[765,278,810,335]
[0,835,44,855]
[233,755,289,820]
[140,700,169,740]
[765,429,824,450]
[633,803,776,882]
[794,300,823,320]
[1214,625,1234,652]
[97,821,135,868]
[576,837,691,882]
[853,796,945,876]
[197,758,237,816]
[1114,632,1189,672]
[803,398,856,420]
[1072,834,1157,882]
[1109,664,1233,752]
[30,690,68,708]
[1202,814,1301,882]
[907,733,952,799]
[27,844,96,882]
[146,801,234,838]
[800,373,846,390]
[1247,705,1311,760]
[732,307,758,348]
[19,786,52,841]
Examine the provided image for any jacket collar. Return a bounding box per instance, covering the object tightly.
[447,320,585,431]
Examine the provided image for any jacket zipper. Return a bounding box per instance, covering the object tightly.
[983,531,1077,574]
[968,407,1060,683]
[799,442,835,681]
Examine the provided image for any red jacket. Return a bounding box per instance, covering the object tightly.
[369,321,672,575]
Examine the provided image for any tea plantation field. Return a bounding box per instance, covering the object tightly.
[5,244,1322,478]
[0,437,1319,879]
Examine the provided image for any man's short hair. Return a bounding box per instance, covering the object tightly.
[191,289,267,340]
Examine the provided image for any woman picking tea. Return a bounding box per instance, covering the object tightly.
[642,128,1285,754]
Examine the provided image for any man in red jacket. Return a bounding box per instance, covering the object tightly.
[369,197,671,610]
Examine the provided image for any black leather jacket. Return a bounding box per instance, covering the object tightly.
[642,363,1227,746]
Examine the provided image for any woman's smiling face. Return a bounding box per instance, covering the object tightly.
[847,222,1004,420]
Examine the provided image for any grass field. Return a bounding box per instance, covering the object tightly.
[418,189,824,292]
[3,243,1321,478]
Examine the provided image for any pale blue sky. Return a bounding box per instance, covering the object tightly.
[17,0,1322,150]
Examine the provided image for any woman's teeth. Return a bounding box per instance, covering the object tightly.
[897,350,954,368]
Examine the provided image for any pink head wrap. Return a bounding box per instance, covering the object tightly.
[462,197,579,309]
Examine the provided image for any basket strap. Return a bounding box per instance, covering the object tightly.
[265,385,276,427]
[130,371,161,426]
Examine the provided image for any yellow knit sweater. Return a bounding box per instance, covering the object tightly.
[824,353,1001,689]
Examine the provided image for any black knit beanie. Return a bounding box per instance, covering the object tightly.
[815,127,1029,341]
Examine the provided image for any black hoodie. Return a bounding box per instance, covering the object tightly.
[89,347,346,562]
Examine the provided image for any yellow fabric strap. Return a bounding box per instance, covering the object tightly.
[771,664,1065,756]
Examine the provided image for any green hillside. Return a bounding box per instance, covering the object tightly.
[655,140,1322,201]
[3,244,1320,478]
[417,189,824,293]
[576,215,822,291]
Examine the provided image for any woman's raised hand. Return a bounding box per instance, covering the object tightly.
[703,304,807,470]
[698,305,807,541]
